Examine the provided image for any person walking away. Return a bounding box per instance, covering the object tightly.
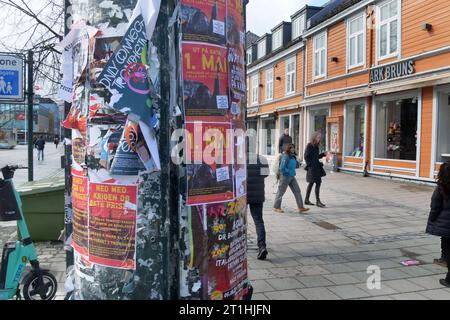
[247,153,270,260]
[304,132,327,208]
[35,136,46,161]
[426,161,450,287]
[54,136,60,149]
[273,144,309,214]
[278,128,293,154]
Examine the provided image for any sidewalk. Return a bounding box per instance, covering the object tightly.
[247,169,450,300]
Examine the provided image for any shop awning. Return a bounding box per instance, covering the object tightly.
[301,89,372,107]
[276,105,300,112]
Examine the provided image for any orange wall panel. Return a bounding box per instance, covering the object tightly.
[420,86,434,178]
[328,21,347,78]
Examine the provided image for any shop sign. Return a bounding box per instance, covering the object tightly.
[370,59,415,83]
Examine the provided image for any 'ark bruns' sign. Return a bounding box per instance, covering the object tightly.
[0,54,24,101]
[370,59,415,83]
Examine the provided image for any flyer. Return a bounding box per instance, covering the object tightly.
[182,42,230,119]
[206,196,248,300]
[186,121,234,205]
[88,182,138,270]
[181,0,226,45]
[72,170,89,257]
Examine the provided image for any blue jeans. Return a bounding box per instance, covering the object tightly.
[249,203,266,249]
[37,149,44,161]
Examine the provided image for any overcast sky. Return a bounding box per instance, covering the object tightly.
[247,0,329,36]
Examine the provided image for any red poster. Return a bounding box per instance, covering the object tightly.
[207,196,248,300]
[181,0,226,45]
[183,42,230,120]
[72,170,88,256]
[88,183,137,270]
[186,121,234,205]
[226,0,245,50]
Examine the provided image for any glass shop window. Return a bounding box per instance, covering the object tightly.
[436,88,450,163]
[345,105,365,157]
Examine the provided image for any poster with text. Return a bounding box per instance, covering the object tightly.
[72,170,89,257]
[186,121,234,205]
[181,0,226,45]
[232,120,247,198]
[226,0,245,51]
[88,182,137,270]
[183,42,229,120]
[207,196,248,300]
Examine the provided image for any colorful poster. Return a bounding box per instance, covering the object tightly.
[207,196,248,300]
[181,0,226,45]
[183,42,229,119]
[186,121,234,205]
[226,0,245,51]
[72,171,89,256]
[88,182,138,270]
[232,120,247,198]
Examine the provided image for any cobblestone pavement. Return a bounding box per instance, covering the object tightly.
[247,169,450,300]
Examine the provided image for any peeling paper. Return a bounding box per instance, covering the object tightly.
[129,0,161,40]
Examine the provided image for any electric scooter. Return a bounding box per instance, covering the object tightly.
[0,165,57,300]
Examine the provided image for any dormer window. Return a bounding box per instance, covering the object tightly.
[292,14,305,40]
[247,49,252,64]
[257,40,266,59]
[272,29,283,51]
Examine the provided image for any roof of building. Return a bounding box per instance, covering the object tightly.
[308,0,363,28]
[246,31,260,48]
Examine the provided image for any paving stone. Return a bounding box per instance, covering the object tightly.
[410,276,447,290]
[296,287,340,300]
[297,265,330,276]
[252,293,269,300]
[296,275,335,288]
[328,285,371,300]
[251,280,275,293]
[324,273,361,285]
[391,293,430,300]
[265,278,304,291]
[382,279,426,293]
[264,290,306,300]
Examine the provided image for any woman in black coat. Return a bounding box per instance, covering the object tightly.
[426,161,450,287]
[247,153,269,260]
[304,132,327,208]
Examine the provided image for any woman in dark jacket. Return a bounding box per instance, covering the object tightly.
[304,132,327,208]
[426,161,450,287]
[247,153,270,260]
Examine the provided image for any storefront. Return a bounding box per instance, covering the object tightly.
[259,115,276,156]
[306,104,330,153]
[343,99,367,172]
[278,109,303,154]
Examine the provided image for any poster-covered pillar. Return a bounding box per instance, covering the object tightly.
[61,0,177,299]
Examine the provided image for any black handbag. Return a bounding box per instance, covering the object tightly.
[0,180,21,221]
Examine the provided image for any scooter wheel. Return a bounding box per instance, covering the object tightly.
[23,271,58,300]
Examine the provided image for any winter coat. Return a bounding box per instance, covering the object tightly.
[426,186,450,238]
[247,154,269,204]
[304,143,326,184]
[35,139,46,150]
[278,134,293,153]
[280,153,297,177]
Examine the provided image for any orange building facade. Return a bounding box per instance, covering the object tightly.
[247,0,450,182]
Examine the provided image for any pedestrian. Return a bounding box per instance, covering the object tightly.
[273,144,309,214]
[54,136,60,149]
[278,128,293,154]
[304,132,327,208]
[247,153,270,260]
[34,135,46,161]
[426,161,450,287]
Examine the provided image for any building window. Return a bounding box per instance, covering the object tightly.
[292,15,305,40]
[309,107,329,153]
[265,68,274,101]
[272,29,283,51]
[247,119,258,154]
[345,104,365,157]
[436,86,450,163]
[261,118,275,156]
[347,14,365,69]
[251,74,259,105]
[375,94,418,161]
[247,49,252,64]
[377,0,400,60]
[313,32,327,79]
[286,57,296,95]
[257,40,266,59]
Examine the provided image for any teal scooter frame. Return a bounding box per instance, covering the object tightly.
[0,165,57,300]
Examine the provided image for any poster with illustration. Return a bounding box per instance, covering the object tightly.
[72,170,89,257]
[186,121,234,205]
[88,182,138,270]
[206,196,248,300]
[182,42,229,119]
[181,0,226,45]
[226,0,245,51]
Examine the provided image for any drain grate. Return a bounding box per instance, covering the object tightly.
[313,221,341,230]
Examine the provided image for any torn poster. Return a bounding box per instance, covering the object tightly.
[129,0,161,41]
[72,170,89,257]
[97,14,154,124]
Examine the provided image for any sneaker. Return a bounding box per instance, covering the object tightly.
[273,208,284,213]
[304,199,314,206]
[298,207,310,214]
[257,247,268,260]
[439,279,450,288]
[434,258,448,268]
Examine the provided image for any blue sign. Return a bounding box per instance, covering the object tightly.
[0,54,24,101]
[0,70,19,96]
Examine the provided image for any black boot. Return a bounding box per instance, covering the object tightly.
[316,200,326,208]
[304,199,314,206]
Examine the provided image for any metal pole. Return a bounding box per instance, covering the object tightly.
[27,50,34,182]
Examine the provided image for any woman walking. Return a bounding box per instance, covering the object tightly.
[273,144,309,214]
[304,132,327,208]
[426,161,450,287]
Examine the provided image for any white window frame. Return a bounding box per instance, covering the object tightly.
[257,40,266,60]
[272,29,283,51]
[292,14,305,40]
[247,49,252,65]
[265,68,274,101]
[285,57,296,96]
[313,31,327,80]
[376,0,401,62]
[251,74,259,105]
[346,13,366,70]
